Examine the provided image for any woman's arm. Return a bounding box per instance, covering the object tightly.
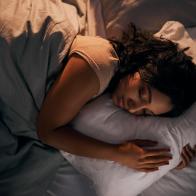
[37,54,171,171]
[37,53,117,160]
[39,124,118,160]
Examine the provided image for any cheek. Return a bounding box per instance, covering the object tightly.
[149,97,172,115]
[116,78,128,94]
[150,104,169,115]
[116,80,124,94]
[126,80,140,98]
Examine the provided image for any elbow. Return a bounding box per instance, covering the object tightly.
[36,113,62,146]
[37,127,49,144]
[36,119,52,145]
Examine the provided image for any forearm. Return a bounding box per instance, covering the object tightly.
[38,125,119,161]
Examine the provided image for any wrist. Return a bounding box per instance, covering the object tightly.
[108,144,123,162]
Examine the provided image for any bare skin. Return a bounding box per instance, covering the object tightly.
[37,54,195,171]
[176,144,196,169]
[112,71,196,168]
[111,72,173,116]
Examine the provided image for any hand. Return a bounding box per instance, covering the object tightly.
[175,143,196,170]
[115,139,172,172]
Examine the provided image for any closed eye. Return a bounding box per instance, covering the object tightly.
[139,85,155,116]
[139,85,148,102]
[139,84,152,104]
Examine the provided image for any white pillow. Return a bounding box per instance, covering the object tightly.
[60,22,196,196]
[61,94,196,196]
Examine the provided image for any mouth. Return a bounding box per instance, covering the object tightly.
[112,93,127,110]
[117,97,125,109]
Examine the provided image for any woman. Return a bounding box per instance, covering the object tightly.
[37,24,196,172]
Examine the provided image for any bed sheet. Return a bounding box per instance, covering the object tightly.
[0,0,81,195]
[99,0,196,39]
[140,158,196,196]
[73,0,196,39]
[63,0,106,37]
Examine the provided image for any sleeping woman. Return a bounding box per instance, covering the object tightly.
[37,23,196,172]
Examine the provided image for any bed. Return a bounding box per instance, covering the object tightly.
[0,0,196,196]
[61,0,196,196]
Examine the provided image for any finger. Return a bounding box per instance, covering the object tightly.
[138,167,159,173]
[176,145,191,170]
[186,144,195,159]
[181,151,189,168]
[175,161,185,170]
[139,155,172,164]
[138,161,169,169]
[131,139,158,147]
[141,148,171,158]
[182,147,191,164]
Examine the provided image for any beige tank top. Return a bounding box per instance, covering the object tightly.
[68,35,119,97]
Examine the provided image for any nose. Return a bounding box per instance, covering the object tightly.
[127,98,148,114]
[131,110,144,115]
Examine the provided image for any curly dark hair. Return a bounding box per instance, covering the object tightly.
[106,23,196,117]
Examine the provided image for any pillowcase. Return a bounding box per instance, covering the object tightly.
[60,21,196,196]
[154,21,196,64]
[61,94,196,196]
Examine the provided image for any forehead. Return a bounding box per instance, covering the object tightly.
[148,87,173,115]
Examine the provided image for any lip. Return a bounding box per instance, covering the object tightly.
[117,97,125,109]
[122,97,128,109]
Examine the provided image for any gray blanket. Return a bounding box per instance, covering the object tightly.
[0,0,79,195]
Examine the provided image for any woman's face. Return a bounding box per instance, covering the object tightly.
[112,72,173,116]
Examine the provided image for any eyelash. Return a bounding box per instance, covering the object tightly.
[139,86,153,116]
[143,109,151,116]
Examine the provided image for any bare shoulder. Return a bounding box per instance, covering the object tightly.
[37,53,100,133]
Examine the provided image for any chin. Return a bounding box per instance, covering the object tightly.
[111,93,119,107]
[111,93,117,104]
